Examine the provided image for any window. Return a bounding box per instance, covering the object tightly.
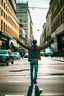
[4,22,5,31]
[1,0,3,6]
[0,8,1,16]
[1,20,3,31]
[63,9,64,22]
[60,11,62,23]
[4,12,5,18]
[6,25,7,32]
[19,19,22,22]
[6,15,7,20]
[4,3,5,9]
[6,6,7,11]
[1,10,3,16]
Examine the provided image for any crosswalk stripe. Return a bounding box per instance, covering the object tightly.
[5,94,24,96]
[41,92,64,95]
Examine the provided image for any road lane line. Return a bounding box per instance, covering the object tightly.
[5,94,24,96]
[0,64,21,72]
[41,92,64,95]
[8,81,22,83]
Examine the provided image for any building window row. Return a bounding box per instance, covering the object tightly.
[19,19,27,23]
[7,16,18,31]
[0,0,8,11]
[1,20,7,32]
[51,1,64,20]
[52,7,64,24]
[0,0,15,17]
[16,10,27,13]
[0,8,7,20]
[51,9,64,33]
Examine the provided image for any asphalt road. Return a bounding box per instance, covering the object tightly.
[0,57,64,96]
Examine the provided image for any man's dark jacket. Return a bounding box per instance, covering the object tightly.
[17,39,53,61]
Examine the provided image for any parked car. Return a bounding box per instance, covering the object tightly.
[45,48,54,57]
[0,50,14,66]
[24,51,28,58]
[13,52,21,60]
[40,51,45,56]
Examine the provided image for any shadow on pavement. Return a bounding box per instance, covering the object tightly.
[27,84,43,96]
[27,84,33,96]
[9,69,29,72]
[35,85,43,96]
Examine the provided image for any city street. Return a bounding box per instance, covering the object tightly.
[0,57,64,96]
[0,0,64,96]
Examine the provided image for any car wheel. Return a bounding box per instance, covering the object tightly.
[6,62,9,66]
[11,61,13,64]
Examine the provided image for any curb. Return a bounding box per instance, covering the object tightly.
[51,57,64,62]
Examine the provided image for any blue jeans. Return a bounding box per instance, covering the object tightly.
[30,59,38,83]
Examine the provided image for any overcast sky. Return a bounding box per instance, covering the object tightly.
[16,0,50,45]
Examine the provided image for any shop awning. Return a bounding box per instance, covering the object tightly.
[0,31,13,39]
[10,39,19,48]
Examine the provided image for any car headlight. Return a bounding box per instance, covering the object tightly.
[6,54,9,56]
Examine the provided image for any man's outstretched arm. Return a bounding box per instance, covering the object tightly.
[16,38,30,50]
[38,38,54,50]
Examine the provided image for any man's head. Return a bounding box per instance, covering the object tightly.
[33,39,37,44]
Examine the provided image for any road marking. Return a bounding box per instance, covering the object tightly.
[5,94,24,96]
[0,65,16,72]
[0,67,11,71]
[41,92,64,95]
[38,75,64,78]
[8,81,22,83]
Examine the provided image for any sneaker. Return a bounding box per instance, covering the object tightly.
[34,81,37,84]
[39,90,43,94]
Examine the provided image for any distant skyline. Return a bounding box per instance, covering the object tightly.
[16,0,50,45]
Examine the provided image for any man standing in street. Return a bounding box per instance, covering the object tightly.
[17,38,54,84]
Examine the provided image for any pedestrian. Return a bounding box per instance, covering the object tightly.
[21,49,25,59]
[17,38,54,84]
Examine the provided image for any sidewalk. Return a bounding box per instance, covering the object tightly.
[51,57,64,62]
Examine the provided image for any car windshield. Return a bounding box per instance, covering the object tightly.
[0,50,8,54]
[45,49,53,53]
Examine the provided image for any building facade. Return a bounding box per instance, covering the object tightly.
[0,0,19,51]
[50,0,64,56]
[16,2,33,45]
[40,32,44,45]
[46,9,51,41]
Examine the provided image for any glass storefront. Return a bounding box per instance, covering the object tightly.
[57,31,64,56]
